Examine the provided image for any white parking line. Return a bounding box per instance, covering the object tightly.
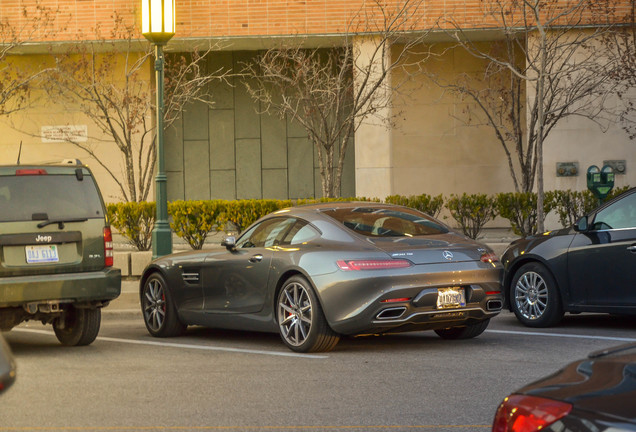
[13,328,329,359]
[487,329,636,342]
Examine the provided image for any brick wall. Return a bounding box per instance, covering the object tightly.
[1,1,632,42]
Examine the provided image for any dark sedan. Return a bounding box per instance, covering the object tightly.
[501,187,636,327]
[140,202,503,352]
[493,342,636,431]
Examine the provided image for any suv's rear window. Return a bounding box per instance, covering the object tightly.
[0,174,105,222]
[322,207,449,237]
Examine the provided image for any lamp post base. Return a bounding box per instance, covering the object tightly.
[152,222,172,259]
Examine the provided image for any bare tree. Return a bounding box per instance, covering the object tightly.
[45,13,227,202]
[242,0,432,198]
[0,2,60,116]
[436,0,627,232]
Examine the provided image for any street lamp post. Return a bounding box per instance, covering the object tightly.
[141,0,175,259]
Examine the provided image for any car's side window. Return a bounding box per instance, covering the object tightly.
[281,221,320,245]
[236,217,296,248]
[592,192,636,230]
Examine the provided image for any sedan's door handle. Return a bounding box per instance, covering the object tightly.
[249,254,263,263]
[628,245,636,253]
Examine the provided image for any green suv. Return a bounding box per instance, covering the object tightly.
[0,161,121,346]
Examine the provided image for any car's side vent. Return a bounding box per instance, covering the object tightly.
[182,270,200,284]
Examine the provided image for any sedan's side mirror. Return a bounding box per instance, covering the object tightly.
[574,216,588,232]
[221,236,236,250]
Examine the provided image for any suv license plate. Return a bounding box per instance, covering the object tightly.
[437,287,466,309]
[25,245,59,264]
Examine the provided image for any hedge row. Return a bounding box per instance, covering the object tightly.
[107,187,631,250]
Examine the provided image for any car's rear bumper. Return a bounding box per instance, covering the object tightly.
[313,260,503,335]
[0,267,121,307]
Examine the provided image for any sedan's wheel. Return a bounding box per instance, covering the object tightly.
[141,273,187,337]
[511,263,564,327]
[276,275,339,353]
[53,306,101,346]
[434,319,490,340]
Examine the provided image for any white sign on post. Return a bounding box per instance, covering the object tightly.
[41,125,88,143]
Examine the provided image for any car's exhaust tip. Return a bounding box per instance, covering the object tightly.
[376,307,407,320]
[487,299,503,311]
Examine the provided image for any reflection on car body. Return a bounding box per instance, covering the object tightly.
[140,202,503,352]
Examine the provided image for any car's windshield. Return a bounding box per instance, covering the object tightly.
[0,174,105,222]
[322,207,449,237]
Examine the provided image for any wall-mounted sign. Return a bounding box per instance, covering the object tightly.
[41,125,88,143]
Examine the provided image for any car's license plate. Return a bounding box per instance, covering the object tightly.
[437,287,466,309]
[25,245,59,264]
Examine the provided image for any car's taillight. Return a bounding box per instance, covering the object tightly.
[492,395,572,432]
[481,252,499,263]
[337,259,412,271]
[103,227,114,267]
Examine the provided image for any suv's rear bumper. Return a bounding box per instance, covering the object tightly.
[0,267,121,307]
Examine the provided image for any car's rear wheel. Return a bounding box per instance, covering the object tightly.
[511,262,563,327]
[53,306,101,346]
[434,319,490,340]
[276,275,339,353]
[141,273,187,337]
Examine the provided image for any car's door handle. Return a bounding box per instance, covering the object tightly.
[249,254,263,263]
[628,245,636,253]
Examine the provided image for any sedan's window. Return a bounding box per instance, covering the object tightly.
[322,207,449,237]
[281,221,320,245]
[592,192,636,230]
[236,217,296,248]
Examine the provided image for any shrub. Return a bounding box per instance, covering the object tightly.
[545,190,597,228]
[446,193,497,239]
[495,192,556,237]
[107,201,155,251]
[385,194,445,218]
[221,199,291,233]
[169,200,225,250]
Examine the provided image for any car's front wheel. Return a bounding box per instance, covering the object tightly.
[510,262,563,327]
[434,319,490,340]
[141,272,187,337]
[276,275,339,353]
[53,306,101,346]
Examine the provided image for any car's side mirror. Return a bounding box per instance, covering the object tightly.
[221,236,236,250]
[574,216,588,232]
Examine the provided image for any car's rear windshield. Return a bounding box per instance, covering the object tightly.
[321,207,449,237]
[0,174,105,222]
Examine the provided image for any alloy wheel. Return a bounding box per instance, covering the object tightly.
[278,282,313,347]
[143,278,166,332]
[514,271,548,320]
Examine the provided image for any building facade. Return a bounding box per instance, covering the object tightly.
[0,1,633,215]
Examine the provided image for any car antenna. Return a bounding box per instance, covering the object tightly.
[16,141,22,165]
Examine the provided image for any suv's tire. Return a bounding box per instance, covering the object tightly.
[434,319,490,340]
[141,272,187,337]
[53,307,101,346]
[510,262,564,327]
[276,275,339,353]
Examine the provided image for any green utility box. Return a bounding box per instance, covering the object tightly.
[587,165,615,203]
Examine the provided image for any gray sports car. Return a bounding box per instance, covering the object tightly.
[140,202,503,352]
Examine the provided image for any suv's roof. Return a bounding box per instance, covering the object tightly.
[0,161,91,176]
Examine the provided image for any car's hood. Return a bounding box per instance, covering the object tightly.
[365,233,488,264]
[519,343,636,423]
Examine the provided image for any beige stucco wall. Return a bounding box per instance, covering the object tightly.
[387,43,514,199]
[0,53,153,204]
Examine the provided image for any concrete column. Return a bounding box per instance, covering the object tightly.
[353,35,393,200]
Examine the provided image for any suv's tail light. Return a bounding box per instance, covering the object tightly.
[15,169,47,175]
[337,259,412,271]
[492,395,572,432]
[103,227,114,267]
